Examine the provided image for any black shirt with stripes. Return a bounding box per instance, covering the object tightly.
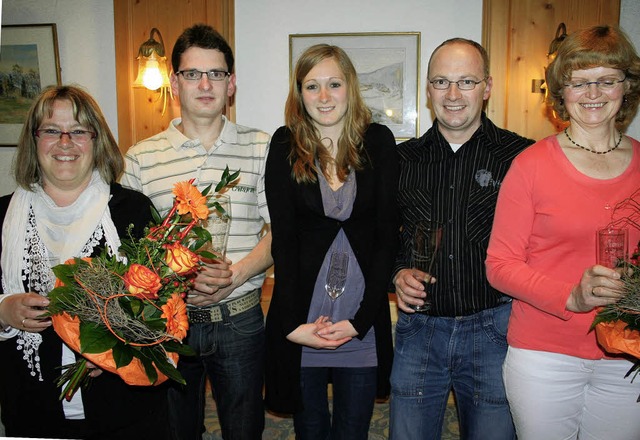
[394,113,534,316]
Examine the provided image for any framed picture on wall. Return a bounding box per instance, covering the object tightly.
[289,32,420,140]
[0,23,62,146]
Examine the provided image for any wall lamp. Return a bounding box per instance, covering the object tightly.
[133,28,171,113]
[532,23,568,94]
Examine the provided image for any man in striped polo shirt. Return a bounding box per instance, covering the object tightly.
[121,24,271,440]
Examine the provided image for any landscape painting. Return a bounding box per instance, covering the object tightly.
[0,24,61,145]
[290,32,420,140]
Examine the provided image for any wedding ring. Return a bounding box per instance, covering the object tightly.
[592,287,597,296]
[21,318,26,327]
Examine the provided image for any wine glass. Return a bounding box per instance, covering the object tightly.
[325,252,349,321]
[410,221,443,312]
[203,194,231,261]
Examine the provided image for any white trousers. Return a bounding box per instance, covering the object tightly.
[503,346,640,440]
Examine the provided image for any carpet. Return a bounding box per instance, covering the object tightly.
[204,393,460,439]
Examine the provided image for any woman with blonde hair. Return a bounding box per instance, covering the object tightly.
[265,44,398,439]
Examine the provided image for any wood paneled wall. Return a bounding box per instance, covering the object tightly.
[113,0,234,153]
[483,0,620,140]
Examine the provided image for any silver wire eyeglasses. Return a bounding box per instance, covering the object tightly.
[33,129,96,143]
[176,69,231,81]
[564,77,626,92]
[428,77,488,90]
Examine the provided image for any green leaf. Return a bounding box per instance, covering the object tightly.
[150,205,162,225]
[79,322,118,354]
[163,339,196,356]
[148,347,186,385]
[136,353,159,385]
[112,343,134,368]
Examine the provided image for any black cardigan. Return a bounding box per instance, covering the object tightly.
[0,183,170,439]
[264,123,399,413]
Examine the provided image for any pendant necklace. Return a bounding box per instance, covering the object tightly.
[564,128,623,155]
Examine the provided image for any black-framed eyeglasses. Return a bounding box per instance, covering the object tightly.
[564,77,626,92]
[176,69,231,81]
[429,77,488,90]
[33,129,96,143]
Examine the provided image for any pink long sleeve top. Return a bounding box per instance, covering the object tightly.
[486,135,640,359]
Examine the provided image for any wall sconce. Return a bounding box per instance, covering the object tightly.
[133,28,171,113]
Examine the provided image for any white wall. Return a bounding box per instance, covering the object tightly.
[0,0,117,196]
[620,0,640,140]
[1,0,639,197]
[234,0,482,137]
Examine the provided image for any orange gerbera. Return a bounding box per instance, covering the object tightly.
[173,181,209,221]
[161,293,189,341]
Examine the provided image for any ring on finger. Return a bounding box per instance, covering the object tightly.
[592,287,597,296]
[21,318,27,327]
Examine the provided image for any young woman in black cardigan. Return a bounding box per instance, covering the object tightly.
[265,44,399,440]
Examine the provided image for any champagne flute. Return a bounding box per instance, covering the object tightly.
[325,252,349,321]
[410,221,443,312]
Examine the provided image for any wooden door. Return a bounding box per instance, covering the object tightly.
[113,0,234,153]
[483,0,620,140]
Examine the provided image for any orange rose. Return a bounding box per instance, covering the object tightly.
[164,243,199,275]
[124,263,162,300]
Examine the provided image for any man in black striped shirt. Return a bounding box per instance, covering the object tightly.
[389,38,534,440]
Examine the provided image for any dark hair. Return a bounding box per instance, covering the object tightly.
[546,25,640,125]
[171,24,234,73]
[285,44,371,184]
[428,38,490,79]
[14,85,123,190]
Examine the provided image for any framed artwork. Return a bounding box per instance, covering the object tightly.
[0,23,62,145]
[289,32,420,140]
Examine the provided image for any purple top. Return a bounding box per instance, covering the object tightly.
[301,169,377,368]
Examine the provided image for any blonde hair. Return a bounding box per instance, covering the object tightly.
[14,85,124,190]
[546,25,640,126]
[285,44,371,184]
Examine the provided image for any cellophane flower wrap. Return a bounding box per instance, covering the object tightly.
[591,189,640,399]
[47,168,239,401]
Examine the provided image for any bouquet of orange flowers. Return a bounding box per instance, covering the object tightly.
[591,190,640,399]
[47,168,239,401]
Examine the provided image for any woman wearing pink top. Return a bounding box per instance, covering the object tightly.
[486,25,640,440]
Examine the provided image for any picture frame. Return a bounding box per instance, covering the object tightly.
[0,23,62,146]
[289,32,420,140]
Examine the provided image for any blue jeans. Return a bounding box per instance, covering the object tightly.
[294,366,377,440]
[389,302,515,440]
[168,301,265,440]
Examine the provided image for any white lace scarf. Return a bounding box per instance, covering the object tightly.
[0,170,122,380]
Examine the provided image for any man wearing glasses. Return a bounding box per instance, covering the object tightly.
[120,24,271,440]
[389,38,534,439]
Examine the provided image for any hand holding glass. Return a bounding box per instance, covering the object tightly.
[325,252,349,321]
[410,221,443,312]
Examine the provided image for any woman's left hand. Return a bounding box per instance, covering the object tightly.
[316,319,358,341]
[567,264,626,313]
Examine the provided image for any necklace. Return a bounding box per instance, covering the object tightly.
[564,128,623,155]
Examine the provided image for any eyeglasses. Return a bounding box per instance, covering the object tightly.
[34,129,96,143]
[564,77,626,92]
[428,77,487,90]
[176,69,231,81]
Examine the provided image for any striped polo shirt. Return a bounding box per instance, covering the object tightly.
[120,117,271,298]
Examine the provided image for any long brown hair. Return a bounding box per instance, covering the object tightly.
[285,44,371,184]
[14,85,124,190]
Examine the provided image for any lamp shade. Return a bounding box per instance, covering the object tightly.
[133,28,171,91]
